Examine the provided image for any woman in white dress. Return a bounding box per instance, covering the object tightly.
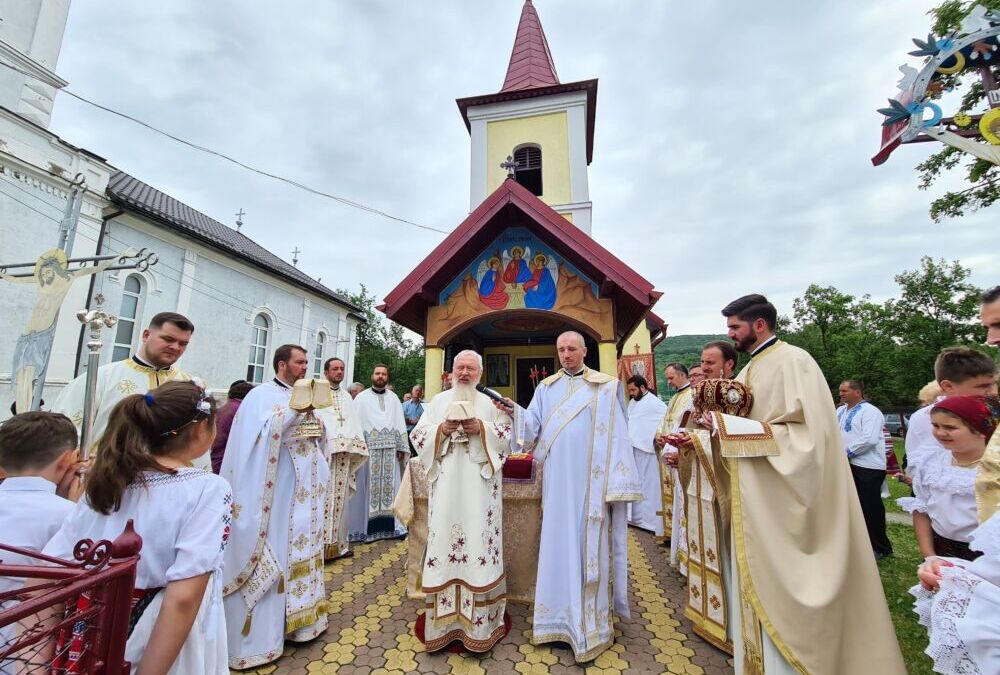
[898,396,989,561]
[45,380,232,675]
[909,395,1000,674]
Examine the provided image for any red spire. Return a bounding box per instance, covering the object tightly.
[500,0,560,92]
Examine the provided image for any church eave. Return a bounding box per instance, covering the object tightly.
[381,177,658,340]
[455,79,597,164]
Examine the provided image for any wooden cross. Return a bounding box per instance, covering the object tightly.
[500,155,520,177]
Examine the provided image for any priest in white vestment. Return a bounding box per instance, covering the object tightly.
[721,295,905,674]
[625,375,667,534]
[503,331,641,663]
[317,357,368,560]
[221,345,330,670]
[349,364,408,542]
[408,350,511,652]
[655,364,694,569]
[52,312,202,465]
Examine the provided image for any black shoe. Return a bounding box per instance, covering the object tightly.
[874,551,892,561]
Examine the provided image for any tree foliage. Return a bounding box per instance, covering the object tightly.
[783,257,989,407]
[917,0,1000,221]
[336,284,425,394]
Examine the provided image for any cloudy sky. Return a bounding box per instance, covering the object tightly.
[51,0,995,336]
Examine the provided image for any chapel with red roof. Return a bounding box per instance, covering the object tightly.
[381,0,665,405]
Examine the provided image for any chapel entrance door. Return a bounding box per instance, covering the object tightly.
[515,357,555,408]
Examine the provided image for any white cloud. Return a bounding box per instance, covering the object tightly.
[50,0,996,337]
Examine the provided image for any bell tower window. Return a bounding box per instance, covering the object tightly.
[513,145,542,196]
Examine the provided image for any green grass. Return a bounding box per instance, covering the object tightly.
[878,523,933,675]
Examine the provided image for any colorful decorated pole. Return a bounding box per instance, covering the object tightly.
[873,4,1000,166]
[76,294,118,460]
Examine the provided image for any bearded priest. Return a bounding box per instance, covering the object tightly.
[721,295,905,674]
[409,350,512,652]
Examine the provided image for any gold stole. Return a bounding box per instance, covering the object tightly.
[656,387,692,542]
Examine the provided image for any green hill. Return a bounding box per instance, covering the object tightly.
[653,334,728,396]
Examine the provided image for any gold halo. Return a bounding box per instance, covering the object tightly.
[34,248,68,278]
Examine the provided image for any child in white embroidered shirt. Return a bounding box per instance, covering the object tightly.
[45,381,232,675]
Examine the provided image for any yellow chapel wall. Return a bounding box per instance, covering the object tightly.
[482,344,558,400]
[486,112,572,206]
[623,322,653,355]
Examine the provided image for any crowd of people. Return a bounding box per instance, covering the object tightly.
[0,288,998,674]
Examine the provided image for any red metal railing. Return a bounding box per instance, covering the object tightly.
[0,520,142,674]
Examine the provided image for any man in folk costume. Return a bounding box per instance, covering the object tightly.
[221,345,331,670]
[52,312,203,464]
[654,362,694,568]
[499,331,641,663]
[348,364,408,542]
[408,350,512,652]
[720,295,904,674]
[317,357,368,561]
[625,374,667,534]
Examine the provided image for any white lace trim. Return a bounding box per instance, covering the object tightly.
[970,513,1000,557]
[897,496,925,514]
[916,452,977,495]
[911,569,984,674]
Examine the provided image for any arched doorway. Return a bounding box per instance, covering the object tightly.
[438,310,600,407]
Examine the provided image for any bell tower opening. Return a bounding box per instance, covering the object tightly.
[513,145,543,196]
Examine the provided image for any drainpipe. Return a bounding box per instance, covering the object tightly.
[73,208,123,376]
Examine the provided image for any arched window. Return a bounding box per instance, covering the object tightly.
[112,274,144,362]
[247,314,271,384]
[313,331,326,377]
[513,145,542,196]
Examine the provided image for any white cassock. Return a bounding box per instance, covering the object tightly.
[627,392,668,534]
[911,512,1000,674]
[220,380,330,670]
[349,388,408,542]
[51,356,206,468]
[511,367,642,663]
[316,386,368,559]
[658,384,694,570]
[408,388,511,652]
[44,468,232,675]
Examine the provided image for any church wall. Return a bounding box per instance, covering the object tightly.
[78,212,359,397]
[486,111,571,205]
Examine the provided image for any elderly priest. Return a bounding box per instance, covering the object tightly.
[409,349,511,652]
[499,331,641,663]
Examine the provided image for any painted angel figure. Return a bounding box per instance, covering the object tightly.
[476,254,509,310]
[2,248,131,412]
[502,246,532,285]
[522,253,558,310]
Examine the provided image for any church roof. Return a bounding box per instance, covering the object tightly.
[381,177,661,344]
[106,172,361,315]
[500,0,560,92]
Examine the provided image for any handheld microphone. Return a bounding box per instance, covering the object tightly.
[476,384,514,411]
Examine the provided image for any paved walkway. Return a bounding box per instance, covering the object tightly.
[234,528,734,675]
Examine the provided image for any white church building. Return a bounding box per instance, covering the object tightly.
[0,1,361,414]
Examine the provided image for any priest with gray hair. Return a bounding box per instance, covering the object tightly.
[407,349,512,652]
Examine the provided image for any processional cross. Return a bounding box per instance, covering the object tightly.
[0,248,158,413]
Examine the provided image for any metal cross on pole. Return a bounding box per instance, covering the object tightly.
[236,208,245,232]
[500,155,520,177]
[292,246,301,266]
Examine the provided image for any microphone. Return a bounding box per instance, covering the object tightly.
[476,384,514,411]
